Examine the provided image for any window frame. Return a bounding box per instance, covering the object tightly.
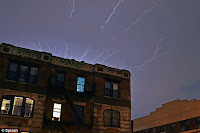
[0,95,34,118]
[56,71,65,88]
[52,103,62,121]
[104,80,120,98]
[74,105,84,125]
[103,109,120,127]
[77,76,86,93]
[7,61,39,84]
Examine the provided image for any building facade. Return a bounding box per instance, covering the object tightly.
[0,43,131,133]
[133,99,200,133]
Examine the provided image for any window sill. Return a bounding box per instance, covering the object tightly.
[104,96,121,99]
[4,79,37,86]
[0,114,32,125]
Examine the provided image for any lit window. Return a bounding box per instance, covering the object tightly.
[12,97,23,116]
[24,98,34,117]
[74,105,84,125]
[0,96,34,117]
[52,103,62,121]
[103,109,120,127]
[7,62,38,84]
[77,77,85,92]
[56,72,65,87]
[1,99,11,114]
[105,81,119,98]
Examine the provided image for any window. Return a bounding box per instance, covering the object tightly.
[160,125,165,132]
[105,81,119,98]
[7,62,38,84]
[77,77,85,92]
[0,96,34,117]
[56,72,65,87]
[152,128,156,133]
[196,117,200,128]
[12,97,23,116]
[180,120,190,131]
[1,99,11,114]
[52,103,62,121]
[170,123,176,133]
[144,129,148,133]
[103,109,120,127]
[74,105,84,125]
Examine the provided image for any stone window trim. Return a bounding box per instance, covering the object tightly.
[104,80,120,98]
[0,95,34,118]
[7,61,39,84]
[103,109,120,128]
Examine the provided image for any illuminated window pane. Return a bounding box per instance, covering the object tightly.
[24,98,34,117]
[1,99,11,114]
[77,77,85,92]
[12,97,23,116]
[52,103,62,121]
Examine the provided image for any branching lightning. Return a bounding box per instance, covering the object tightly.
[101,0,125,30]
[100,49,118,63]
[129,38,167,71]
[123,0,159,31]
[64,41,69,58]
[79,49,89,61]
[90,50,106,64]
[71,0,75,17]
[30,41,42,51]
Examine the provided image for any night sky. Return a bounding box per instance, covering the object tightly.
[1,0,200,119]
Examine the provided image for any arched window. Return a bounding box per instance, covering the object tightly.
[103,109,120,127]
[0,95,34,117]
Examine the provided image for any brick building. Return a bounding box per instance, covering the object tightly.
[133,99,200,133]
[0,43,131,133]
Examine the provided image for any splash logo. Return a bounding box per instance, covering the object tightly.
[0,128,18,133]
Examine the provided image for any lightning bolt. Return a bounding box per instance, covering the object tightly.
[79,49,89,61]
[129,37,167,71]
[71,0,75,17]
[30,41,42,51]
[45,40,53,54]
[100,49,118,64]
[101,0,125,30]
[90,49,106,64]
[123,0,159,31]
[121,58,129,69]
[64,41,69,58]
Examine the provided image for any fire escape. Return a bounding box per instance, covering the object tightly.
[46,78,94,133]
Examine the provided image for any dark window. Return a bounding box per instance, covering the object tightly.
[180,120,190,131]
[160,125,165,132]
[7,63,18,80]
[152,128,156,133]
[103,109,120,127]
[7,62,38,84]
[77,77,85,92]
[145,129,148,133]
[170,123,176,133]
[56,72,65,87]
[105,81,119,98]
[74,105,84,125]
[0,96,34,117]
[196,117,200,128]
